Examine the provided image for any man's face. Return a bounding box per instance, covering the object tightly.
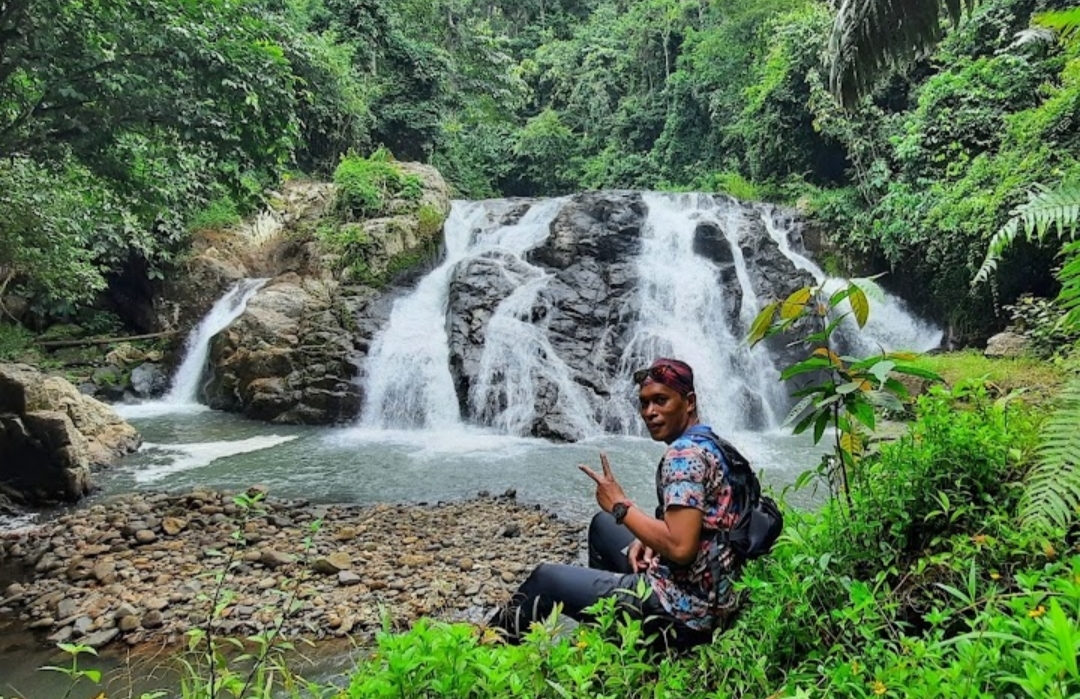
[639,381,696,444]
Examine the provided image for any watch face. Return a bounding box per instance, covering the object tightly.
[613,503,629,521]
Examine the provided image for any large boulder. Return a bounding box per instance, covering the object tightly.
[204,276,371,424]
[0,363,140,504]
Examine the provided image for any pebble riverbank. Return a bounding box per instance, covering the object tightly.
[0,488,583,651]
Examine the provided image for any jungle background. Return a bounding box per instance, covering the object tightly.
[1,0,1078,344]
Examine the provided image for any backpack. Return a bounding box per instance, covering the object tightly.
[683,425,783,560]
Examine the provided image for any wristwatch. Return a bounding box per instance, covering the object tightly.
[612,500,632,525]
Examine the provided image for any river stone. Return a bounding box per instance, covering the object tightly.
[313,552,351,574]
[73,616,93,635]
[81,627,120,650]
[458,557,474,571]
[114,603,138,619]
[117,614,140,632]
[92,560,117,583]
[146,597,169,611]
[57,598,77,619]
[134,530,157,545]
[260,549,294,568]
[48,626,74,644]
[162,517,186,535]
[984,331,1029,358]
[141,610,164,629]
[337,571,361,586]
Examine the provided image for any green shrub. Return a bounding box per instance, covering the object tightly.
[417,204,446,238]
[187,195,242,232]
[333,150,422,221]
[0,322,35,361]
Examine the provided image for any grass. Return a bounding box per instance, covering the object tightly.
[910,349,1068,405]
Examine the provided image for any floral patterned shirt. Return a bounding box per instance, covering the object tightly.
[645,426,743,630]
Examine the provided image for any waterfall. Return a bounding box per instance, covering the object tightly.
[610,193,786,432]
[361,200,566,429]
[359,193,943,439]
[758,206,943,354]
[469,244,599,438]
[164,279,268,404]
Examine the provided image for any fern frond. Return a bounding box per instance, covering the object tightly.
[1057,241,1080,331]
[1034,8,1080,44]
[1019,378,1080,532]
[973,182,1080,286]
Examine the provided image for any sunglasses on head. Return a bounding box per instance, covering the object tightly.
[633,365,676,385]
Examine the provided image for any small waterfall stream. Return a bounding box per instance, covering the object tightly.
[610,193,786,432]
[115,279,267,419]
[758,207,943,353]
[164,279,268,404]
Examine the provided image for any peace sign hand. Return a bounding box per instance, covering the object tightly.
[578,452,628,513]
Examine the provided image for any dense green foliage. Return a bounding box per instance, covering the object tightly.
[3,0,1078,335]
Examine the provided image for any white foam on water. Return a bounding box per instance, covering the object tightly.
[0,512,42,536]
[131,435,299,483]
[112,402,211,420]
[328,426,539,461]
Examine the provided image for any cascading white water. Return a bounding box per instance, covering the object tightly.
[758,207,943,354]
[164,279,268,404]
[610,193,786,432]
[360,201,569,429]
[468,211,599,438]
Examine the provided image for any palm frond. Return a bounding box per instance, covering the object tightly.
[828,0,979,108]
[973,182,1080,286]
[1019,378,1080,532]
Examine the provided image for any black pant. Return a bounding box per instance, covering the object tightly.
[489,512,713,651]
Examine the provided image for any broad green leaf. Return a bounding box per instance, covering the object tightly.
[747,301,779,345]
[849,399,876,431]
[780,287,812,319]
[813,410,831,444]
[836,381,862,395]
[866,390,904,412]
[868,359,895,386]
[780,357,832,380]
[891,364,943,382]
[848,285,870,328]
[851,275,886,302]
[782,394,816,428]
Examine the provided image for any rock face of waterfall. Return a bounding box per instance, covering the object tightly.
[433,192,817,440]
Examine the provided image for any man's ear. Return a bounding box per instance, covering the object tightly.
[685,391,697,416]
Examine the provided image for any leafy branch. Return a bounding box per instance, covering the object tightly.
[749,277,941,509]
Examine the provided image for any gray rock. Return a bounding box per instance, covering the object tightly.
[57,598,77,619]
[985,331,1030,358]
[83,627,120,649]
[337,571,361,586]
[134,530,157,545]
[260,549,294,568]
[117,615,141,632]
[73,616,93,635]
[47,625,74,644]
[141,610,164,629]
[130,364,168,398]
